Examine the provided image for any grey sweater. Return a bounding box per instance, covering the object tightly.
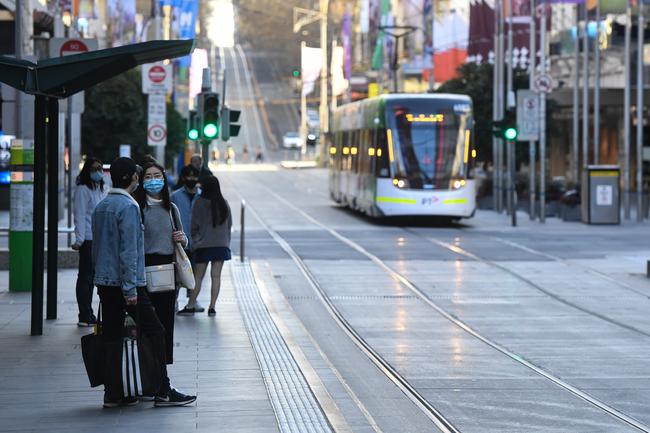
[191,197,232,250]
[142,200,187,255]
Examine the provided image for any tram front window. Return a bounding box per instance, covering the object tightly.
[387,100,471,189]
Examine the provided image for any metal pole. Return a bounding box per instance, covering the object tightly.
[66,102,72,247]
[506,0,514,216]
[300,41,308,157]
[497,0,505,213]
[637,5,644,222]
[529,0,537,220]
[573,4,581,186]
[393,38,399,93]
[540,6,547,223]
[154,0,164,164]
[492,2,500,211]
[240,200,245,262]
[32,95,47,336]
[582,3,590,169]
[594,0,601,164]
[320,0,329,139]
[15,0,23,139]
[47,98,59,320]
[429,6,435,92]
[507,140,517,227]
[624,0,632,219]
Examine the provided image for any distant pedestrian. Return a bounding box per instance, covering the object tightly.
[171,165,202,305]
[93,157,195,408]
[134,159,188,365]
[242,146,250,163]
[178,176,231,317]
[189,154,212,182]
[255,147,264,163]
[72,157,106,327]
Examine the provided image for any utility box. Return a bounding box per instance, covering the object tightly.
[581,165,620,225]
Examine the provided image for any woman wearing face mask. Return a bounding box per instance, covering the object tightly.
[134,160,187,365]
[72,157,107,327]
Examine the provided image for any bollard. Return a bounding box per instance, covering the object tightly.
[240,199,245,263]
[647,260,650,278]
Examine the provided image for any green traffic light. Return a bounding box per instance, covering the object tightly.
[203,123,218,138]
[504,127,517,141]
[188,128,199,140]
[292,69,300,78]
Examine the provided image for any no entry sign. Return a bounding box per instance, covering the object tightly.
[49,38,98,58]
[142,63,172,94]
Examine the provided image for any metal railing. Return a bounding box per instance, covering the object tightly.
[0,226,74,235]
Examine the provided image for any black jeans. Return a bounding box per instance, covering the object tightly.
[145,254,176,364]
[75,241,95,321]
[98,286,171,400]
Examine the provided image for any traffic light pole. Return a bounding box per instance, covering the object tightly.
[510,138,517,227]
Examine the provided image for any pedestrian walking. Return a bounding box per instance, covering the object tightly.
[92,157,195,408]
[72,157,106,327]
[171,165,202,305]
[134,159,188,364]
[178,176,231,317]
[189,153,212,182]
[255,147,264,163]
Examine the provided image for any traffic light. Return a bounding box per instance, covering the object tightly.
[220,106,241,141]
[291,67,300,78]
[187,110,199,140]
[492,110,517,141]
[199,92,220,139]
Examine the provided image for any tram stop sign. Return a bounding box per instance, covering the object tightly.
[516,90,540,141]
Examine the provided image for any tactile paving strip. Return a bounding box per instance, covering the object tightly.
[231,261,334,433]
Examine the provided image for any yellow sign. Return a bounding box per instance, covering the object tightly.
[368,83,379,98]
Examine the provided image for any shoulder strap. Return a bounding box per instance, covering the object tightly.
[169,205,180,231]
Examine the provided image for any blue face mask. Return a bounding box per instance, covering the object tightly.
[90,171,103,182]
[143,179,165,194]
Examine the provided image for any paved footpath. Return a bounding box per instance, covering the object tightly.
[0,263,303,433]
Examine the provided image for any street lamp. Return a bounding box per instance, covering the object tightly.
[378,25,417,93]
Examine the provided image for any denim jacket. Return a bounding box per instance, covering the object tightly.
[92,188,146,297]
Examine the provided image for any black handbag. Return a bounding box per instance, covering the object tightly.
[81,304,104,387]
[123,313,162,398]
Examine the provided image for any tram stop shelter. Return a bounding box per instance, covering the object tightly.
[0,40,195,335]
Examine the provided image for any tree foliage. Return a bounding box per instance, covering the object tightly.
[81,68,186,168]
[437,63,494,163]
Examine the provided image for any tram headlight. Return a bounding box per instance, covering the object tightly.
[452,179,466,189]
[392,178,408,188]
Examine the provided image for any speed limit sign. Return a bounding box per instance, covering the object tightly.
[148,124,167,146]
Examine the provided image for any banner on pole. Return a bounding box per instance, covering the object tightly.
[301,46,323,96]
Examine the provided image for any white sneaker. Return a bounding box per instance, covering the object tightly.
[194,302,205,313]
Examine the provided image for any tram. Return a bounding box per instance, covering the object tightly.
[329,93,477,219]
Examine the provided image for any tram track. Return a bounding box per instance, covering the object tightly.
[230,171,650,433]
[272,168,650,336]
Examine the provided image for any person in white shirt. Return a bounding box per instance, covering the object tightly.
[72,157,107,326]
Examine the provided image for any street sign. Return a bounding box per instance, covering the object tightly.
[148,124,167,145]
[48,38,98,58]
[142,63,172,94]
[533,74,553,94]
[516,90,540,141]
[147,94,167,147]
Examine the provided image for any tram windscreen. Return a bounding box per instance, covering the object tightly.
[386,99,471,189]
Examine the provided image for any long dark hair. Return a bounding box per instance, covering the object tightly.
[133,159,171,213]
[201,176,229,227]
[76,157,104,191]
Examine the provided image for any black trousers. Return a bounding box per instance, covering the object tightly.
[75,241,95,321]
[98,286,170,400]
[145,254,176,364]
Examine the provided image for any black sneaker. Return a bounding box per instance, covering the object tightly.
[154,388,196,407]
[176,306,196,316]
[208,308,216,317]
[77,317,97,327]
[103,396,139,408]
